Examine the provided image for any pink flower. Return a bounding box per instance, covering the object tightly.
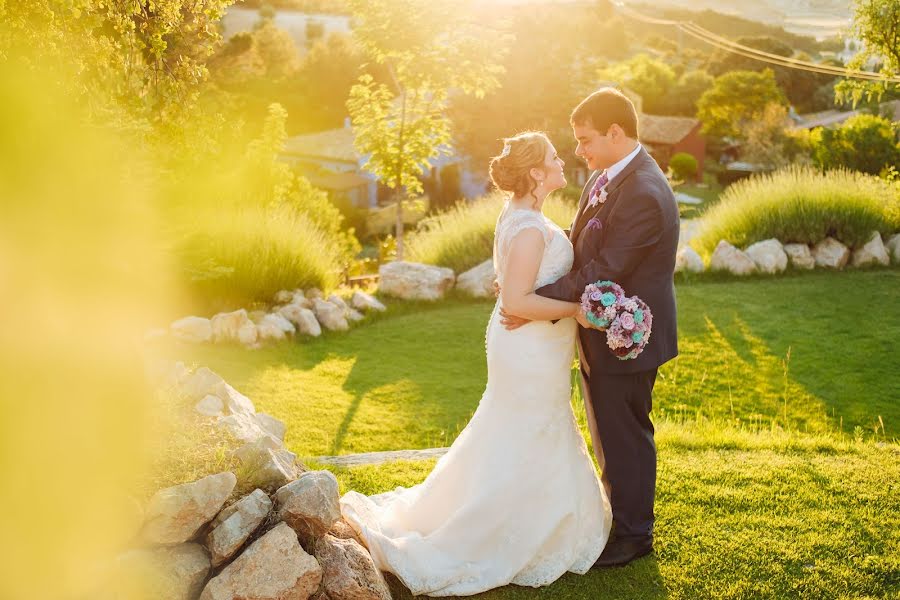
[620,313,635,330]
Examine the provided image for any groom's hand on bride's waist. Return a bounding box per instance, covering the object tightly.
[499,307,530,330]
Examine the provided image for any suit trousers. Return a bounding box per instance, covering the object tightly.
[582,366,658,540]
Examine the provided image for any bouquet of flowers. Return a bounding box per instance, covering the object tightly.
[580,280,653,361]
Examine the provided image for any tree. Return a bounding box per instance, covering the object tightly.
[836,0,900,106]
[346,0,509,259]
[293,33,367,131]
[740,103,792,168]
[252,19,301,80]
[811,114,900,175]
[696,69,787,140]
[599,54,676,114]
[669,69,715,116]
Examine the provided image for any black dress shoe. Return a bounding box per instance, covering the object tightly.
[592,536,653,568]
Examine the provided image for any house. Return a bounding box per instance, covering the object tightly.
[281,121,483,210]
[639,114,706,181]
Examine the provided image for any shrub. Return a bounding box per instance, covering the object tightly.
[670,152,699,181]
[811,114,900,176]
[174,204,343,313]
[406,192,576,273]
[691,166,900,257]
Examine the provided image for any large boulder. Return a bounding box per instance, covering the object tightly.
[180,367,226,402]
[886,233,900,264]
[257,313,296,342]
[675,247,704,274]
[851,231,890,268]
[199,522,322,600]
[206,489,272,567]
[255,413,287,441]
[114,543,210,600]
[745,239,788,274]
[217,412,274,445]
[378,261,455,301]
[456,259,496,298]
[234,437,299,490]
[350,291,386,313]
[211,309,258,345]
[141,472,237,545]
[213,382,256,417]
[195,394,225,418]
[313,298,350,331]
[709,241,756,276]
[279,304,322,337]
[315,534,392,600]
[812,237,850,269]
[170,317,212,343]
[783,243,814,270]
[275,471,341,541]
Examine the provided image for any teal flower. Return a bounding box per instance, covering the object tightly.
[586,312,609,328]
[632,331,644,343]
[600,292,616,307]
[634,309,644,324]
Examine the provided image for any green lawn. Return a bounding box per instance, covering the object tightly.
[322,435,899,600]
[169,270,900,459]
[151,270,900,599]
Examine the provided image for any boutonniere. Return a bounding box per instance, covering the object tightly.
[586,217,602,231]
[587,183,609,208]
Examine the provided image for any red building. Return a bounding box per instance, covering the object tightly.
[639,114,706,182]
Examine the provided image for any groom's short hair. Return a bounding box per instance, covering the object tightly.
[571,87,638,139]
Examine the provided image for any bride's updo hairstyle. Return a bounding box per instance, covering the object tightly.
[489,131,551,205]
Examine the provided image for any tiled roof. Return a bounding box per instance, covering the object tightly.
[283,127,359,163]
[639,114,700,145]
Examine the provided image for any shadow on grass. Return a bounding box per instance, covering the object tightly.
[384,554,667,599]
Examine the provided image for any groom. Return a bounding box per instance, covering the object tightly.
[502,87,679,567]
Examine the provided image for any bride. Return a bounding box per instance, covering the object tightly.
[340,131,611,596]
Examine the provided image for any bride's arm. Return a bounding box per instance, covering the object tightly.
[500,228,581,322]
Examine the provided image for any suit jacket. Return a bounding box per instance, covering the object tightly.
[537,146,679,375]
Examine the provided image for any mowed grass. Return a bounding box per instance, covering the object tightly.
[166,270,900,460]
[320,435,899,600]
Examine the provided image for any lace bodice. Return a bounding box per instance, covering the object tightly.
[493,206,574,290]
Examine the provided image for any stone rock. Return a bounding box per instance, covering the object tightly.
[275,470,341,541]
[195,394,225,418]
[886,233,900,264]
[328,519,363,545]
[274,290,294,304]
[211,309,258,345]
[313,298,350,331]
[328,294,351,314]
[350,291,386,313]
[257,313,296,341]
[783,243,815,270]
[199,522,322,600]
[248,309,268,323]
[675,247,704,274]
[812,237,850,269]
[255,412,287,441]
[315,534,392,600]
[709,241,756,276]
[217,413,274,445]
[206,489,272,567]
[170,317,212,343]
[235,437,298,490]
[212,382,256,417]
[347,309,365,322]
[278,304,322,337]
[142,472,237,545]
[307,288,324,300]
[456,259,496,298]
[851,231,890,268]
[146,360,189,389]
[378,261,455,301]
[745,238,788,274]
[180,367,226,402]
[115,543,210,600]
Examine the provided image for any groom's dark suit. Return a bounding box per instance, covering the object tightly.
[536,146,678,541]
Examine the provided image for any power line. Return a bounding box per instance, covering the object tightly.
[611,2,900,83]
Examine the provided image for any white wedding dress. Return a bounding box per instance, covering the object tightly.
[340,206,612,596]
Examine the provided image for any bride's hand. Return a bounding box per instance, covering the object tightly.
[574,310,592,329]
